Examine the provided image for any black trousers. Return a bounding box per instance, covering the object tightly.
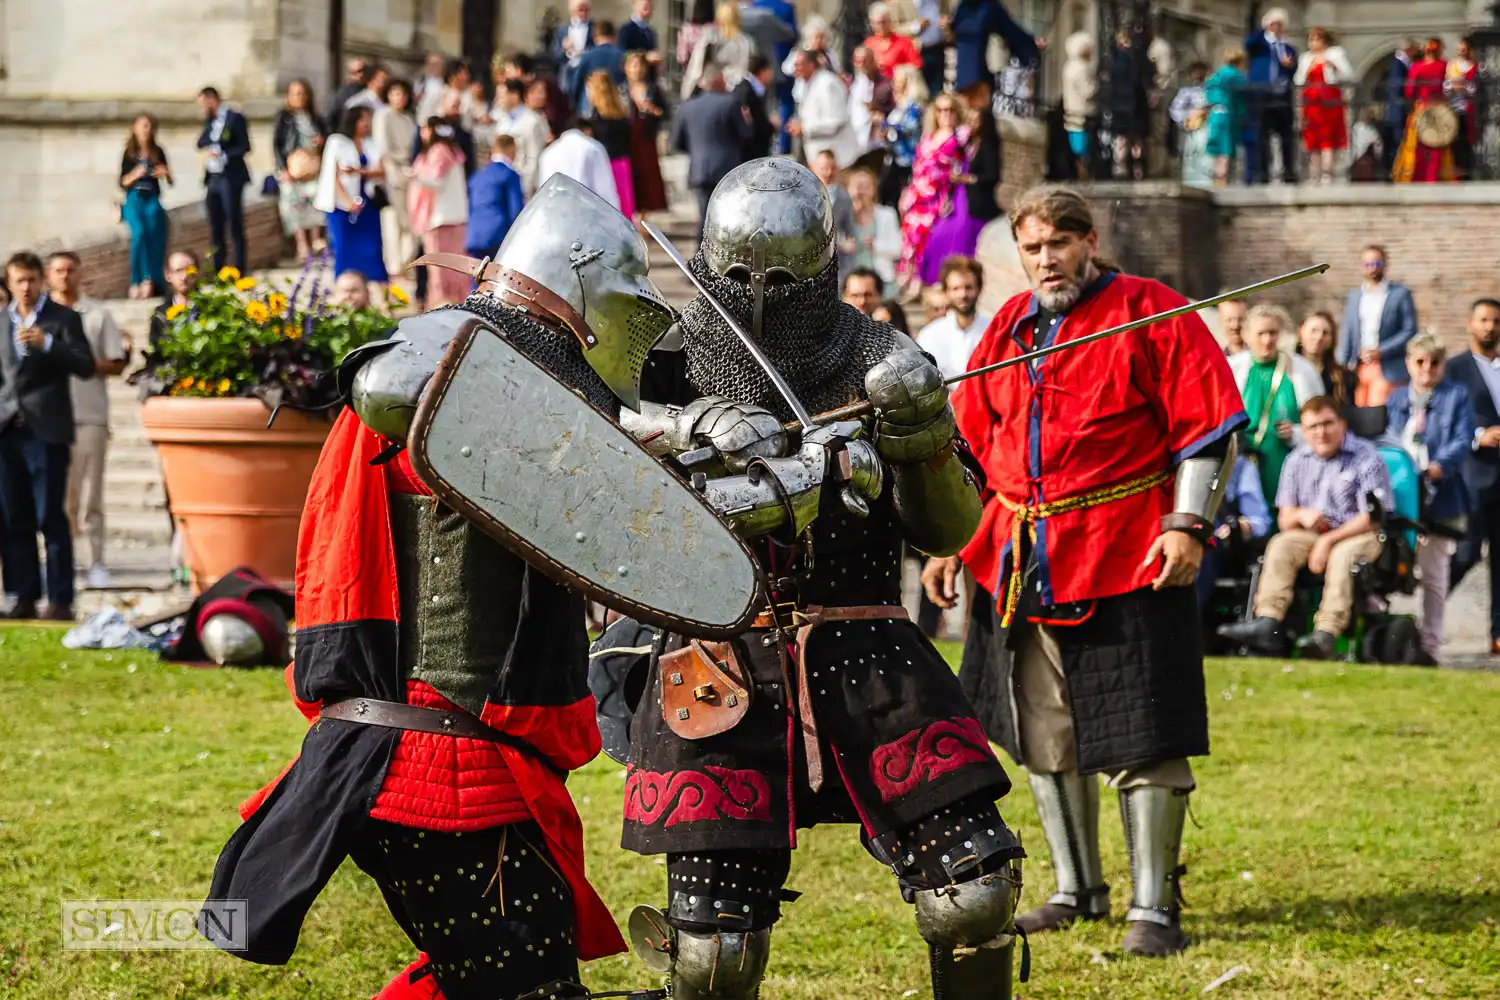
[1450,486,1500,640]
[205,175,247,273]
[353,820,580,1000]
[920,45,946,100]
[0,423,74,607]
[1246,95,1297,184]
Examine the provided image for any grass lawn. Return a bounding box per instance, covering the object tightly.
[1,624,1498,999]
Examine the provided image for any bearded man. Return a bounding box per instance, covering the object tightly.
[925,185,1246,957]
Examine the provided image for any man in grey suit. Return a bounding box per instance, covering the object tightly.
[671,64,753,238]
[0,252,97,620]
[1337,245,1418,391]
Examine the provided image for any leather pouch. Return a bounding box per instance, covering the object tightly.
[660,639,752,740]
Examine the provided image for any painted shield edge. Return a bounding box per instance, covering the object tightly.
[406,316,765,641]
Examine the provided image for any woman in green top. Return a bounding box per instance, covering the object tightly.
[1229,304,1326,503]
[1205,48,1248,187]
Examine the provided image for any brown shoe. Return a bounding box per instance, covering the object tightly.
[41,605,75,623]
[1490,639,1500,656]
[1122,919,1191,957]
[4,601,38,620]
[1014,901,1107,934]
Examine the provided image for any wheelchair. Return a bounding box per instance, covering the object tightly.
[1207,408,1433,665]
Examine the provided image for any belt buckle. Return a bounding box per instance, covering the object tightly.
[767,600,800,623]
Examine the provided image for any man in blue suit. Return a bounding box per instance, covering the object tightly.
[1337,245,1418,389]
[466,134,527,260]
[753,0,797,152]
[1242,8,1297,185]
[1383,39,1420,177]
[1444,298,1500,654]
[569,20,625,116]
[552,0,595,93]
[616,0,659,61]
[195,86,252,273]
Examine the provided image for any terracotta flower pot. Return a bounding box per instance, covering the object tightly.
[141,397,332,593]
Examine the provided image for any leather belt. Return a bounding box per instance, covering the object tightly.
[756,604,910,793]
[413,253,596,351]
[320,697,564,776]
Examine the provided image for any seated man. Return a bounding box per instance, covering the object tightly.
[1219,396,1393,658]
[333,269,371,309]
[1195,454,1271,610]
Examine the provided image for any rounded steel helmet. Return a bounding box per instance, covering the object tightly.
[483,173,676,409]
[199,613,266,666]
[701,158,835,284]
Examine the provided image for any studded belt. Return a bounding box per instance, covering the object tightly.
[319,697,564,776]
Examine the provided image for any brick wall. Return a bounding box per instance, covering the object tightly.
[1214,185,1500,353]
[20,196,286,300]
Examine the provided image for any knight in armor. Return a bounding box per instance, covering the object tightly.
[201,175,679,1000]
[597,158,1026,1000]
[926,186,1246,957]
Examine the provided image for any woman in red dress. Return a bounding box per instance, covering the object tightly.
[1393,38,1456,183]
[1445,36,1479,178]
[1294,27,1354,184]
[624,51,669,218]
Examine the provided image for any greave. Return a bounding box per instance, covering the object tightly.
[1028,771,1109,916]
[1119,785,1189,926]
[914,868,1022,1000]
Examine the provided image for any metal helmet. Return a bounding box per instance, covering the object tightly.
[199,613,266,667]
[483,173,675,409]
[701,158,835,284]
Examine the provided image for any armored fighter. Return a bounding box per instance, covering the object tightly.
[926,186,1247,957]
[202,176,678,1000]
[597,158,1025,1000]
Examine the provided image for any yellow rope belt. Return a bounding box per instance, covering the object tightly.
[994,470,1171,627]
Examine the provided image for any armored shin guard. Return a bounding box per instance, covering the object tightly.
[915,861,1024,1000]
[1119,785,1189,926]
[1029,771,1110,916]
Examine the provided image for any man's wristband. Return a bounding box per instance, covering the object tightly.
[1160,513,1213,545]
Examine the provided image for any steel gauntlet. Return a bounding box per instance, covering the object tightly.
[864,348,957,465]
[622,397,789,472]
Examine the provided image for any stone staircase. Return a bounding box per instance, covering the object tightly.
[79,189,702,617]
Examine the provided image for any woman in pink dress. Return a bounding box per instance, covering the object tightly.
[897,93,964,294]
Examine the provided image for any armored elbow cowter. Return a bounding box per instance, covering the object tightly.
[1160,438,1237,544]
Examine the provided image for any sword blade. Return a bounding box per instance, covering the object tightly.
[640,219,817,431]
[804,263,1331,427]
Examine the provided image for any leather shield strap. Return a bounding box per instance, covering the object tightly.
[320,697,565,775]
[413,253,597,352]
[760,604,911,793]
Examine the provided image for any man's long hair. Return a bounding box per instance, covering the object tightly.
[1008,185,1118,273]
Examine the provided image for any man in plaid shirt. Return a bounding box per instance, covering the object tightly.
[1220,395,1393,658]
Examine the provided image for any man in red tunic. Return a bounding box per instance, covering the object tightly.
[924,186,1246,957]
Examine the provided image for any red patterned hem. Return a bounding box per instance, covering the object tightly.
[869,718,997,803]
[623,766,775,829]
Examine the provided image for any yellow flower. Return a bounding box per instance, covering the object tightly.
[268,292,288,315]
[217,378,232,395]
[195,380,208,392]
[388,285,411,306]
[183,266,198,277]
[245,301,270,324]
[175,376,194,390]
[218,266,241,282]
[164,303,186,321]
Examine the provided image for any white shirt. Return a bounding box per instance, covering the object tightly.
[314,133,386,214]
[538,129,619,209]
[1472,351,1500,416]
[1358,281,1389,351]
[8,293,52,358]
[848,73,875,152]
[796,68,859,168]
[69,297,124,426]
[916,310,995,380]
[913,0,942,48]
[345,88,387,113]
[566,19,591,62]
[206,109,229,173]
[493,105,550,195]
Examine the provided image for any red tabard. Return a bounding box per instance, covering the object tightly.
[954,272,1246,607]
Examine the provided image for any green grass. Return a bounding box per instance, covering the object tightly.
[2,625,1498,998]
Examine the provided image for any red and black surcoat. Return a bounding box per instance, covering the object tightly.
[205,412,625,964]
[619,350,1013,856]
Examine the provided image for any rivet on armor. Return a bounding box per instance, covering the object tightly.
[460,446,473,458]
[670,672,683,685]
[726,694,739,707]
[617,566,629,577]
[677,708,690,720]
[575,532,587,542]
